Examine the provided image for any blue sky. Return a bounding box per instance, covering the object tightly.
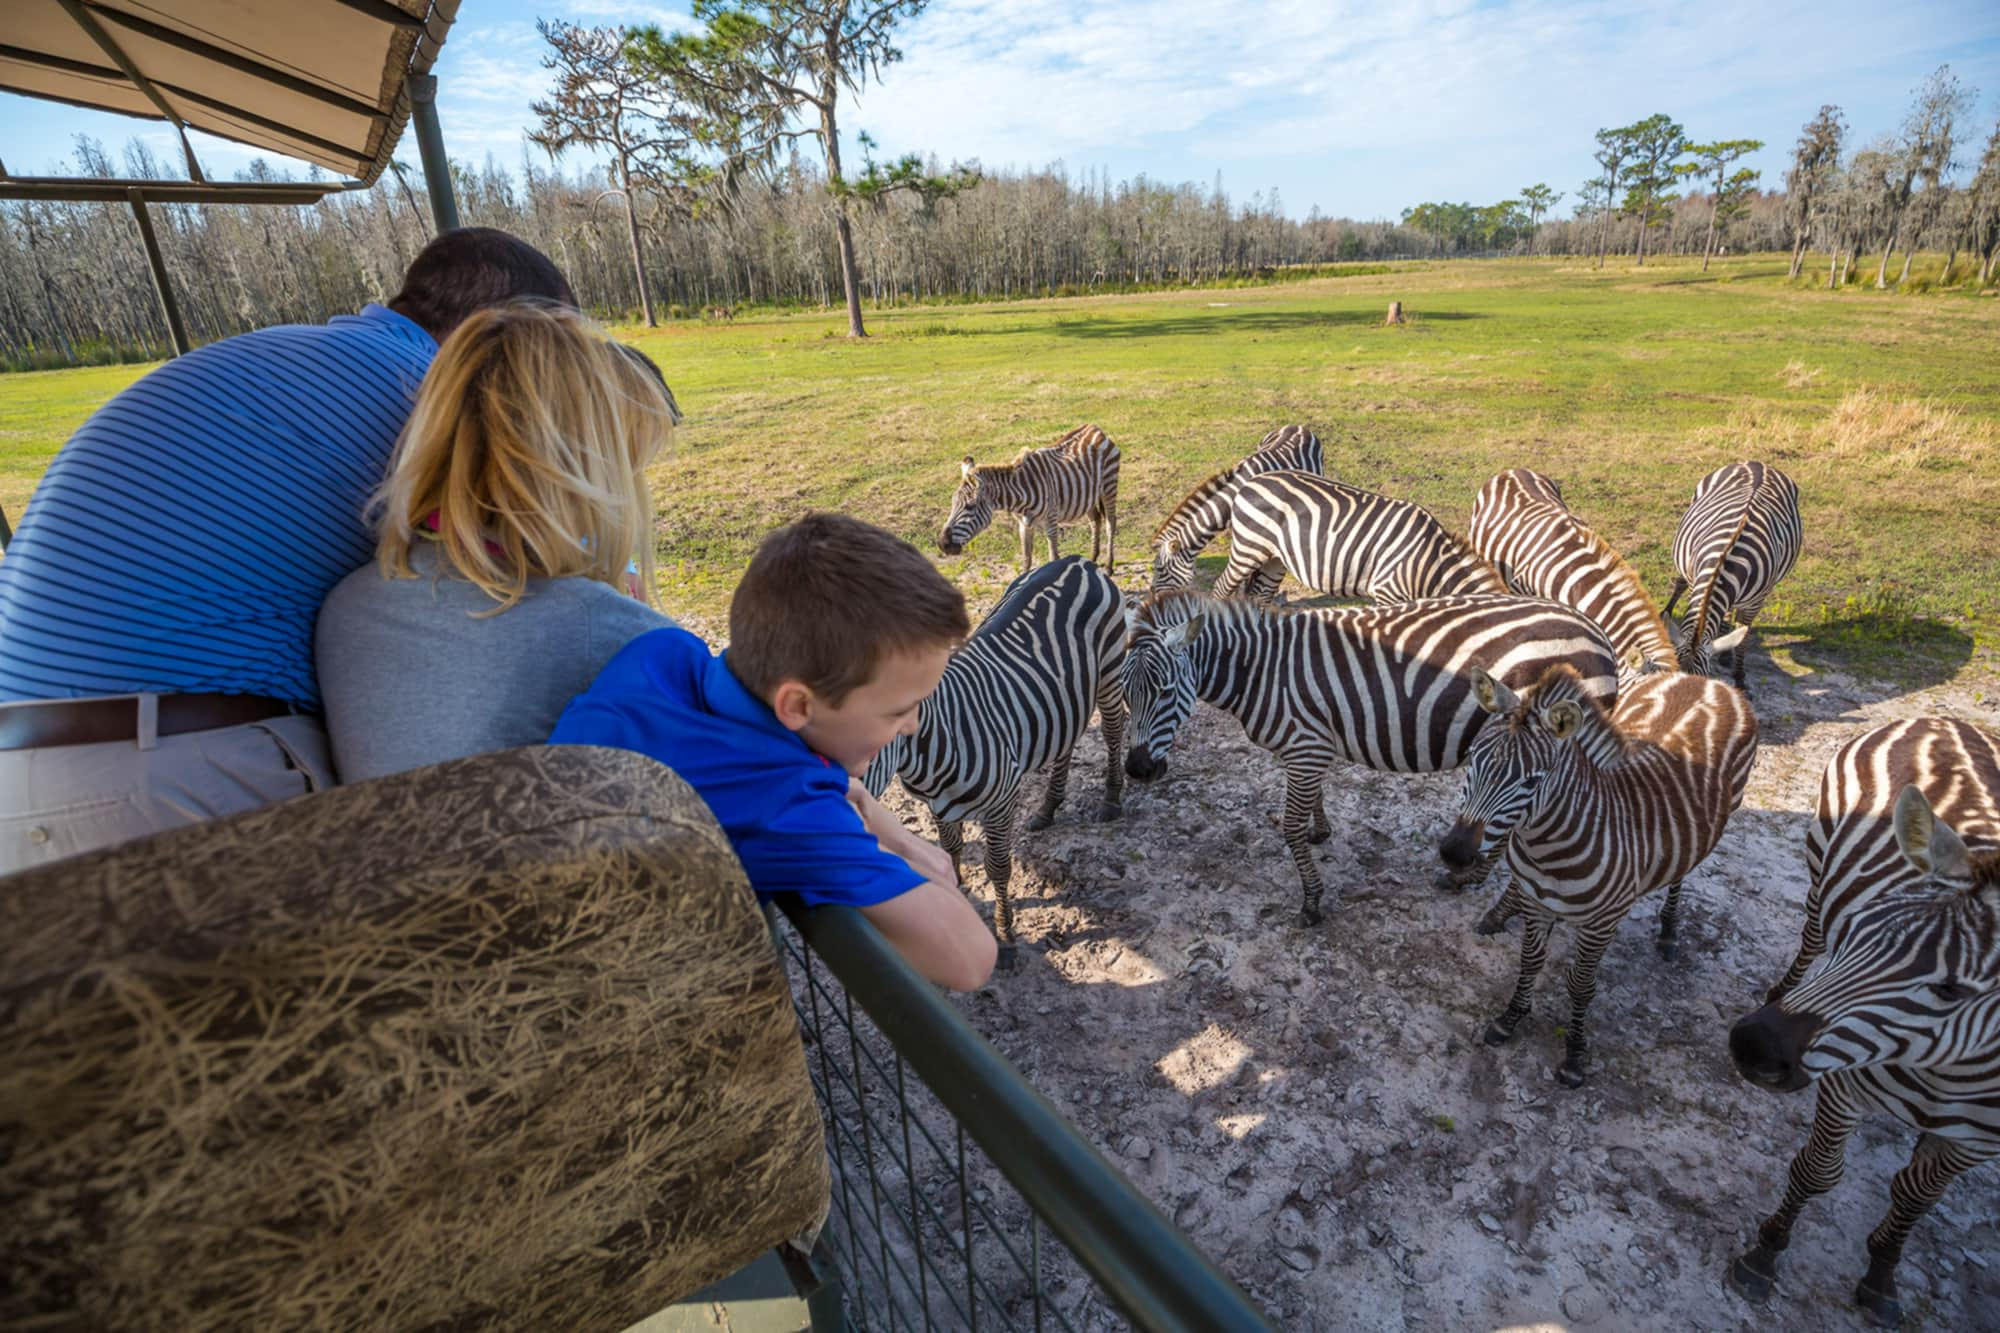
[5,1,1998,221]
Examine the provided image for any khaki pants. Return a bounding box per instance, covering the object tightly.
[0,710,333,876]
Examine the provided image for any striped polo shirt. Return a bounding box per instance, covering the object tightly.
[0,305,435,710]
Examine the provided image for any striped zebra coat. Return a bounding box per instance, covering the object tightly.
[1120,590,1619,925]
[1661,461,1802,690]
[1441,664,1757,1086]
[1150,425,1323,589]
[939,424,1121,576]
[865,555,1126,961]
[1468,468,1677,672]
[1726,718,2000,1325]
[1213,471,1509,606]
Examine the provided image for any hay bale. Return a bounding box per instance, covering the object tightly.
[1,746,827,1331]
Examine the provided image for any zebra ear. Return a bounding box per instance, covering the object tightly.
[1710,624,1752,653]
[1161,614,1205,649]
[1469,665,1517,715]
[1123,603,1140,636]
[1184,614,1207,643]
[1544,700,1583,739]
[1895,785,1971,879]
[960,456,975,478]
[1665,617,1687,649]
[1620,646,1650,675]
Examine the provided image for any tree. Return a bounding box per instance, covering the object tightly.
[1589,126,1636,268]
[530,20,701,327]
[628,0,967,338]
[1621,114,1689,266]
[1967,115,2000,285]
[1785,106,1845,277]
[1519,183,1562,242]
[1877,65,1973,288]
[1684,139,1763,271]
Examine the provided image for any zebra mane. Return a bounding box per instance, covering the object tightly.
[1151,465,1241,546]
[1563,510,1674,655]
[1133,586,1274,636]
[1689,492,1757,646]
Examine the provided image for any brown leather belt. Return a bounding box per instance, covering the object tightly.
[0,693,304,753]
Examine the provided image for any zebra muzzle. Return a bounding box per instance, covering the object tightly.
[1125,746,1166,782]
[1727,1004,1817,1093]
[938,534,963,556]
[1438,818,1484,869]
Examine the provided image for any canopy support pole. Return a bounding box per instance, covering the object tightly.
[405,74,458,234]
[127,189,190,357]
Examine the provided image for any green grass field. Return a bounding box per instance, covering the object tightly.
[5,254,1997,683]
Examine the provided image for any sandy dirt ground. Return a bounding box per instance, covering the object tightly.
[858,634,2000,1332]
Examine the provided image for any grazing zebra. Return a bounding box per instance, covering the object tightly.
[1439,663,1756,1086]
[1150,424,1323,590]
[939,424,1120,576]
[866,555,1126,965]
[1660,461,1802,691]
[1120,590,1619,925]
[1213,471,1509,606]
[1727,718,1999,1326]
[1468,468,1679,672]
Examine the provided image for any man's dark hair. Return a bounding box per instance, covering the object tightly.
[731,513,969,706]
[612,342,684,424]
[388,227,575,341]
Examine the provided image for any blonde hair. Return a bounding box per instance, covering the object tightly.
[374,301,674,613]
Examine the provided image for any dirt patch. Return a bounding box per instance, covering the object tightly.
[880,624,2000,1331]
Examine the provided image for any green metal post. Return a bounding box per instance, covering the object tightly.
[127,189,189,357]
[405,73,459,233]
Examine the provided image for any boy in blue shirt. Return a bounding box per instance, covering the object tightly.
[552,513,995,990]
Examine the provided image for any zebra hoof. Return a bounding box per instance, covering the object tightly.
[1299,905,1324,928]
[1307,825,1331,846]
[1728,1251,1776,1302]
[1095,801,1122,823]
[1763,981,1792,1006]
[1853,1280,1901,1327]
[1025,810,1057,833]
[1657,939,1679,963]
[1474,913,1509,937]
[994,944,1021,974]
[1555,1060,1587,1089]
[1481,1019,1516,1046]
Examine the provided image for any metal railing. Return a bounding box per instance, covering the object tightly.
[773,900,1271,1333]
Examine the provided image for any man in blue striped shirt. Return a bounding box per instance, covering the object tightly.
[0,228,574,874]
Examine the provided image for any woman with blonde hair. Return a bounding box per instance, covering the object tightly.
[316,299,680,783]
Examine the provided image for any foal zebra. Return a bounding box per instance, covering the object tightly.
[1150,424,1323,589]
[1727,718,2000,1325]
[1213,471,1508,606]
[1120,590,1619,925]
[939,424,1121,576]
[1468,468,1679,672]
[866,555,1126,965]
[1439,663,1757,1086]
[1661,461,1802,690]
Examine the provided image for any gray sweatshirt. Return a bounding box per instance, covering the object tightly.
[315,544,675,783]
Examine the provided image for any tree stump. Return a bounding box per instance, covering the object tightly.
[1386,301,1404,325]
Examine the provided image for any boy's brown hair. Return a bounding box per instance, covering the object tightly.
[731,513,970,705]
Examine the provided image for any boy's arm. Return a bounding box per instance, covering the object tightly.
[846,779,996,991]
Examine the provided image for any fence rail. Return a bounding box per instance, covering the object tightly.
[773,900,1271,1333]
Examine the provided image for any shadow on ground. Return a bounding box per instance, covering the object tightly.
[1047,308,1485,339]
[1759,611,1975,695]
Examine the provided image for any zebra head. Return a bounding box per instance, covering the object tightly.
[1119,595,1206,782]
[1667,612,1752,679]
[1730,785,2000,1093]
[938,457,994,556]
[861,733,907,802]
[1438,664,1572,870]
[1150,536,1196,592]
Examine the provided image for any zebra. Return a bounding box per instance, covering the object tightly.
[1468,468,1683,673]
[866,555,1126,967]
[1213,471,1509,606]
[1150,424,1323,590]
[1119,589,1619,926]
[1660,461,1802,692]
[1438,662,1757,1087]
[1726,717,1999,1326]
[938,424,1120,576]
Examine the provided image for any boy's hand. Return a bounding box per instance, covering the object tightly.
[848,778,957,888]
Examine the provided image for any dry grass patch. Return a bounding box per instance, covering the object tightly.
[1778,358,1822,389]
[1712,387,1996,470]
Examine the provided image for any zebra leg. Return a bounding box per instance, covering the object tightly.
[1663,575,1688,620]
[1554,920,1620,1087]
[1730,1074,1862,1302]
[1768,902,1827,1003]
[1733,634,1751,695]
[1281,764,1332,926]
[1045,521,1060,565]
[1089,508,1103,564]
[1247,561,1285,608]
[1018,516,1035,576]
[1095,673,1126,820]
[936,816,966,881]
[983,795,1021,968]
[1854,1135,2000,1325]
[1309,786,1330,845]
[1657,878,1685,961]
[1027,746,1073,831]
[1474,876,1525,935]
[1484,911,1552,1044]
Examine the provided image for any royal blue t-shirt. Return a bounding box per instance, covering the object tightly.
[550,626,926,909]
